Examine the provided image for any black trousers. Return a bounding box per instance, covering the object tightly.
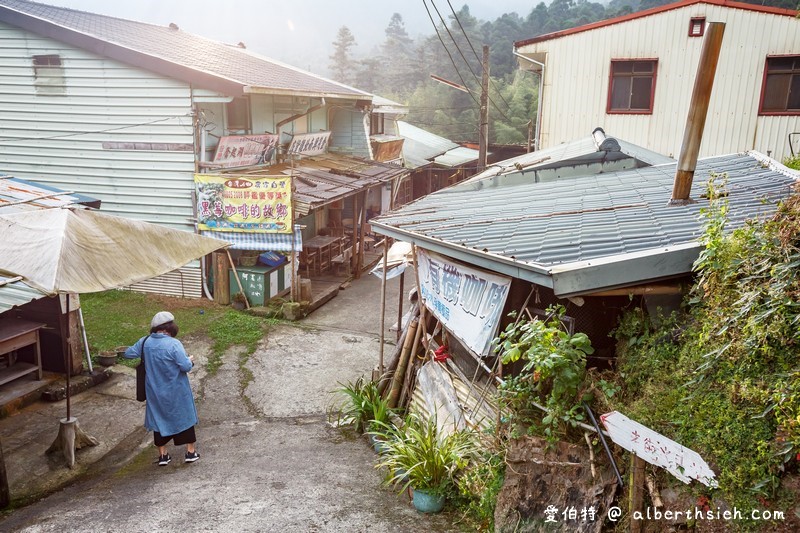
[153,426,196,447]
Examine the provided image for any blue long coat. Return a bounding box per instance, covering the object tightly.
[125,333,198,436]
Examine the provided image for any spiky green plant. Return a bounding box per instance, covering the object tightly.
[330,377,393,433]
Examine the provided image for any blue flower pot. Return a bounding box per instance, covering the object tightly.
[412,488,445,513]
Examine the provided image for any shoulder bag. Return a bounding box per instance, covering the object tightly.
[136,336,148,402]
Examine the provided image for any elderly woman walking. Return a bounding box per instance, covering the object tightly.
[125,311,200,466]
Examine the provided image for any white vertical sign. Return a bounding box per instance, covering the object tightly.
[416,249,511,356]
[601,411,718,487]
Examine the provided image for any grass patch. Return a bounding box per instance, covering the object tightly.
[81,290,280,372]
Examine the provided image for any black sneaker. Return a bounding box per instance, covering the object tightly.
[158,453,171,466]
[185,451,200,463]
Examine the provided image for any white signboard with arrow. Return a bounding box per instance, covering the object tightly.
[601,411,718,488]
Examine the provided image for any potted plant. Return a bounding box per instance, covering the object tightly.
[331,377,394,436]
[97,350,117,367]
[373,414,476,513]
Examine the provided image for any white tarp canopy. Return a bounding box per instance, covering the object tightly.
[0,208,229,295]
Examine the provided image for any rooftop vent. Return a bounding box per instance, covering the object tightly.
[168,23,179,30]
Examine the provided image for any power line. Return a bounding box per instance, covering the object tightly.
[429,0,513,123]
[421,0,481,109]
[444,0,515,114]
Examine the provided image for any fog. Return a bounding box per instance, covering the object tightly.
[39,0,539,75]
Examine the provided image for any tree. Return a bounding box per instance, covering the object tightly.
[329,26,357,85]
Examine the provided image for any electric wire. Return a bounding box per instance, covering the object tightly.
[429,0,513,123]
[445,0,515,112]
[0,115,191,144]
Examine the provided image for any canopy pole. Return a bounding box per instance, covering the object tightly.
[378,241,388,375]
[411,244,431,359]
[226,249,250,310]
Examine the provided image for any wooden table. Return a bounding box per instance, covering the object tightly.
[303,235,339,273]
[0,319,45,387]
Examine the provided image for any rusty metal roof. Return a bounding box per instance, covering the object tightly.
[372,151,799,296]
[0,175,99,212]
[0,0,370,99]
[220,153,408,216]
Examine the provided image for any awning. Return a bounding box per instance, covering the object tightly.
[200,226,303,252]
[218,153,408,216]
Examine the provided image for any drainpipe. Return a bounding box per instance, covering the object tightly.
[513,50,544,152]
[670,22,725,206]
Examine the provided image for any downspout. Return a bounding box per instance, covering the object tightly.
[513,50,544,152]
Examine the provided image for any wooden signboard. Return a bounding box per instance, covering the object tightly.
[601,411,718,487]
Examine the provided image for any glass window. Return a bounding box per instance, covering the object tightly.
[32,54,65,95]
[607,60,657,114]
[761,56,800,114]
[225,98,251,131]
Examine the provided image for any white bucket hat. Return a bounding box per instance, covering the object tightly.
[151,311,175,329]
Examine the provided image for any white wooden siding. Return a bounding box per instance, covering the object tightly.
[517,5,800,160]
[330,105,370,158]
[0,22,204,298]
[0,22,197,227]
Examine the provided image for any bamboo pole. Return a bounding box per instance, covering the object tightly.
[398,318,424,408]
[397,271,404,341]
[630,455,646,533]
[378,302,418,396]
[411,245,431,360]
[387,318,419,408]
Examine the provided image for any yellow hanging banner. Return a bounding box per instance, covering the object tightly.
[194,174,292,234]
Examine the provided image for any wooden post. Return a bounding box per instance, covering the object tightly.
[411,244,431,359]
[350,192,359,275]
[670,22,725,205]
[398,318,424,408]
[478,44,489,173]
[212,252,230,305]
[629,455,646,533]
[357,190,367,279]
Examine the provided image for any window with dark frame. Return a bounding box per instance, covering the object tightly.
[370,113,384,135]
[32,54,65,95]
[607,59,657,114]
[225,97,251,131]
[760,56,800,115]
[689,17,706,37]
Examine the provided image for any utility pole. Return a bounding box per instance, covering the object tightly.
[479,44,489,172]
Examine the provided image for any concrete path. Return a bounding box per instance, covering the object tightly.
[0,269,458,531]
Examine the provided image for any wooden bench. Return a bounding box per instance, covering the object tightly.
[331,247,353,275]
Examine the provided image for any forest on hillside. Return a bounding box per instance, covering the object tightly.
[328,0,799,146]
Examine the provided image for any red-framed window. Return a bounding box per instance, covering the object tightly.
[760,55,800,115]
[689,17,706,37]
[607,59,658,114]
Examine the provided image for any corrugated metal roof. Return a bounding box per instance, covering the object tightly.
[433,146,479,168]
[220,153,408,216]
[0,175,99,211]
[458,130,673,189]
[397,121,479,169]
[0,274,44,314]
[372,151,799,296]
[0,0,369,99]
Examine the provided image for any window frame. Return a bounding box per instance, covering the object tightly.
[759,55,800,116]
[32,54,66,95]
[370,112,385,135]
[225,97,251,132]
[688,17,706,37]
[606,58,658,115]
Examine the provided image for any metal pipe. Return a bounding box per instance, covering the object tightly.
[78,307,92,373]
[670,22,725,205]
[584,402,624,487]
[513,50,544,151]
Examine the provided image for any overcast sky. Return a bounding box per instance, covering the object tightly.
[40,0,538,74]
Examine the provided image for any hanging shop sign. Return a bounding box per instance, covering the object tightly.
[212,135,279,168]
[601,411,718,487]
[195,174,292,234]
[416,249,511,356]
[287,131,331,156]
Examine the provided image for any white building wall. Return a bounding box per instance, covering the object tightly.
[517,4,800,160]
[0,22,204,296]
